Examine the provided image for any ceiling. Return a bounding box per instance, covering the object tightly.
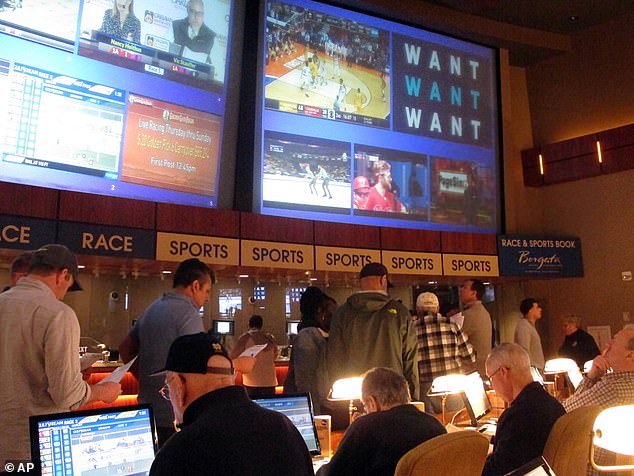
[421,0,634,35]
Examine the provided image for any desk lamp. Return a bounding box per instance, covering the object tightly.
[427,374,468,424]
[544,358,580,399]
[590,404,634,472]
[328,377,363,426]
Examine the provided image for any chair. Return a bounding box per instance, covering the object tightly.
[542,405,602,476]
[394,431,489,476]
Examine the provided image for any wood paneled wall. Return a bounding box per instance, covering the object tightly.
[0,182,496,256]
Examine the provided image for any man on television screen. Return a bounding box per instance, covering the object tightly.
[365,160,407,213]
[171,0,215,64]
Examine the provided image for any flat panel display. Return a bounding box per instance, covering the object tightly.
[255,0,500,232]
[30,404,157,476]
[0,0,243,208]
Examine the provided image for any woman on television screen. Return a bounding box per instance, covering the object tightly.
[100,0,141,44]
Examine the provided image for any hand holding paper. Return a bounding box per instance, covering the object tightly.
[102,356,137,383]
[239,344,268,358]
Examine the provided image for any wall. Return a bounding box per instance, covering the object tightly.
[503,12,634,357]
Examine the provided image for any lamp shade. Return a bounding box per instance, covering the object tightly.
[544,358,578,374]
[328,377,363,401]
[593,405,634,455]
[428,374,468,395]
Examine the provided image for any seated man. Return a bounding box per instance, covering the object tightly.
[150,333,313,476]
[483,343,565,476]
[316,367,446,476]
[564,324,634,412]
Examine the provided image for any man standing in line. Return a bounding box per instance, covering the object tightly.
[459,278,492,377]
[119,258,213,447]
[483,343,564,476]
[415,292,476,413]
[0,245,121,466]
[1,251,31,292]
[328,262,419,399]
[150,333,313,476]
[316,367,445,476]
[558,314,600,368]
[514,298,545,370]
[229,314,278,397]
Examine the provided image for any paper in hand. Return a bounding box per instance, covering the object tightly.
[450,312,465,329]
[239,344,268,358]
[102,356,137,383]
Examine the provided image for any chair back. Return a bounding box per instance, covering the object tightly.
[543,405,601,476]
[394,430,489,476]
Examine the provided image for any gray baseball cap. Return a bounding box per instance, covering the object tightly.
[30,244,82,291]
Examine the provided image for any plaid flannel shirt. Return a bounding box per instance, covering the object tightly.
[563,371,634,476]
[416,313,476,381]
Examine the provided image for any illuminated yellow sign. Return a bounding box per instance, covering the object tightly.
[382,251,442,275]
[315,246,381,272]
[156,232,239,265]
[442,254,499,277]
[241,240,314,270]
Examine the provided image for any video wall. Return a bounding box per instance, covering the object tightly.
[255,0,500,232]
[0,0,241,208]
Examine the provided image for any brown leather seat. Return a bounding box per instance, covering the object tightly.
[542,405,602,476]
[394,430,489,476]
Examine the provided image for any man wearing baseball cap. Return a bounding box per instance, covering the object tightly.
[414,292,475,413]
[149,333,313,476]
[328,262,419,399]
[0,244,121,466]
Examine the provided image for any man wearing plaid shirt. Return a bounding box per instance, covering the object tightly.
[563,325,634,474]
[564,324,634,412]
[415,292,476,413]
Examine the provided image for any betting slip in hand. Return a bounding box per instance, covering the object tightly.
[102,356,137,383]
[239,344,268,358]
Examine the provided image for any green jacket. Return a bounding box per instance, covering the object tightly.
[328,292,419,399]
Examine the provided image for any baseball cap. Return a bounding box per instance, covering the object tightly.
[30,244,82,291]
[151,333,234,376]
[359,262,393,288]
[353,176,370,190]
[416,292,439,310]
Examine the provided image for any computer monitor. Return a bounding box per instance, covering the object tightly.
[530,365,545,385]
[287,321,300,335]
[30,404,157,475]
[461,372,492,426]
[212,319,235,335]
[251,393,321,456]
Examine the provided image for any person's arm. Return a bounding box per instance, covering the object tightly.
[119,331,140,378]
[228,334,249,360]
[316,421,368,476]
[456,327,477,363]
[292,332,319,395]
[402,310,420,400]
[514,320,531,352]
[86,381,121,405]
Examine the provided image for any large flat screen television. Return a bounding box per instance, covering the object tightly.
[254,0,500,232]
[0,0,244,208]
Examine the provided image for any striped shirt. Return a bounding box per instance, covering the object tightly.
[416,313,476,381]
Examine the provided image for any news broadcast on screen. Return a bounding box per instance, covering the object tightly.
[256,0,500,232]
[0,0,240,208]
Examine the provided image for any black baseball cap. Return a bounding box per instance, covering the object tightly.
[30,244,82,291]
[359,262,393,288]
[151,333,234,376]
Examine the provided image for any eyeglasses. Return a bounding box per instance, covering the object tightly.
[188,8,205,17]
[486,366,504,380]
[159,383,171,401]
